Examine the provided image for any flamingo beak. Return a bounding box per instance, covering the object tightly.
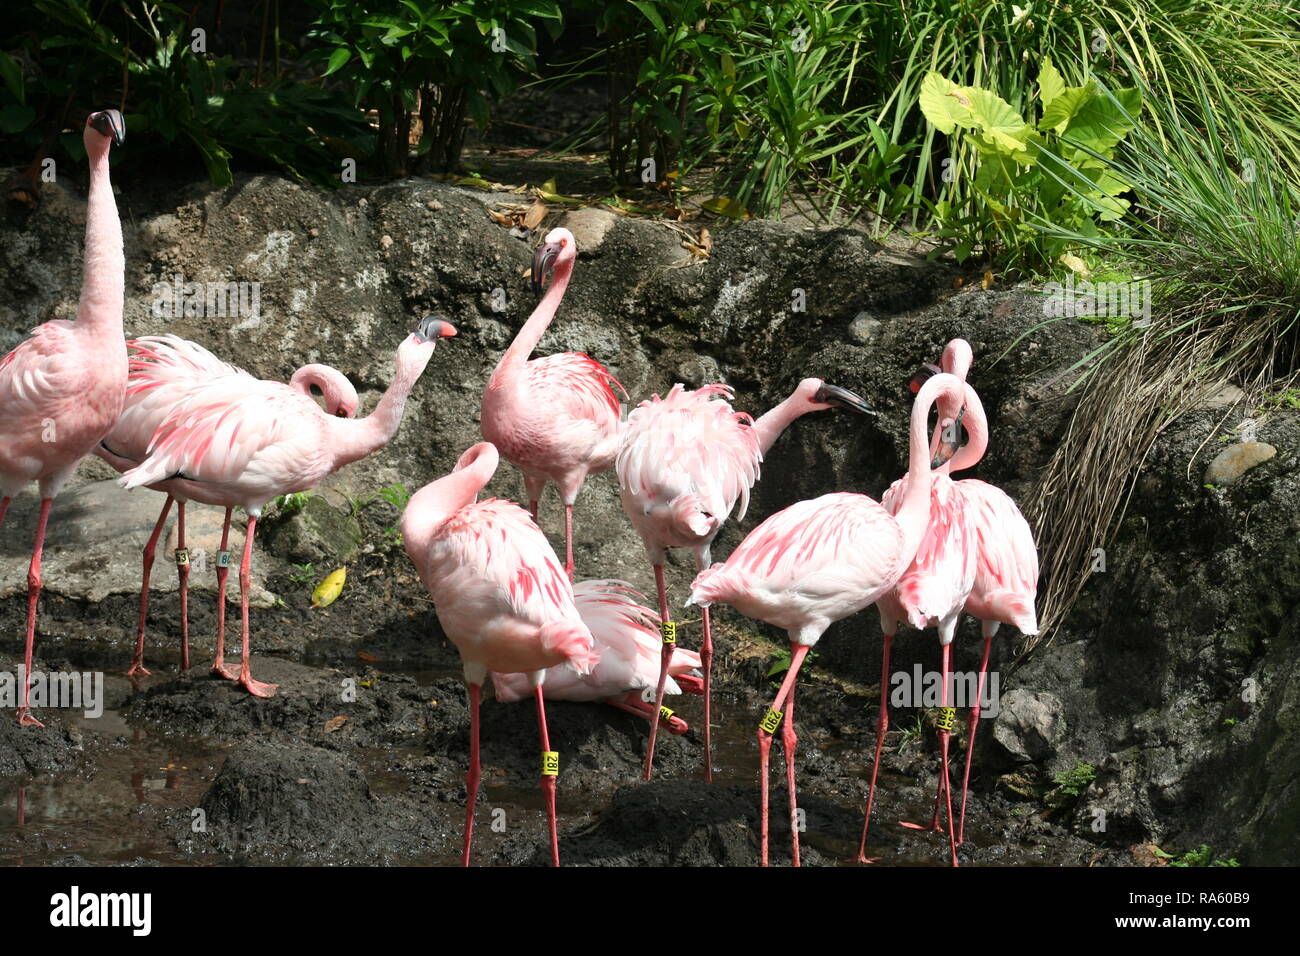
[931,405,967,468]
[909,363,942,395]
[415,315,456,343]
[814,383,876,415]
[532,242,561,295]
[89,109,126,147]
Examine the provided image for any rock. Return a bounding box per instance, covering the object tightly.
[379,234,394,250]
[1204,441,1276,486]
[1201,384,1245,409]
[262,495,363,566]
[425,199,443,211]
[848,311,883,345]
[560,207,620,253]
[993,690,1066,762]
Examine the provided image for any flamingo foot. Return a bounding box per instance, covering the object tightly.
[17,709,43,728]
[126,662,152,678]
[211,662,239,680]
[898,818,944,832]
[854,853,881,864]
[238,676,278,698]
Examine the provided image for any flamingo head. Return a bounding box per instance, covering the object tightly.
[84,109,125,159]
[911,360,968,463]
[532,227,576,294]
[941,338,974,380]
[292,365,360,418]
[414,314,457,344]
[453,442,500,483]
[803,377,876,415]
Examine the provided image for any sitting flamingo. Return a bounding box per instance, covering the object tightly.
[96,334,360,675]
[0,109,126,726]
[491,580,704,737]
[687,372,968,866]
[121,317,455,696]
[618,378,875,781]
[481,227,624,579]
[858,340,1038,860]
[401,442,600,867]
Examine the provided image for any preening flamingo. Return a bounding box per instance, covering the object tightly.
[0,110,127,727]
[857,340,1038,861]
[491,580,703,737]
[686,372,968,866]
[96,334,360,675]
[481,226,625,579]
[618,378,875,782]
[400,441,601,867]
[121,316,454,697]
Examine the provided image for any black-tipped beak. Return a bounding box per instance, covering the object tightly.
[531,242,560,295]
[89,109,126,147]
[815,383,877,415]
[930,405,967,468]
[909,362,942,395]
[415,315,456,343]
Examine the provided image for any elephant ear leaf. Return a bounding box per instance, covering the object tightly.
[1038,58,1066,109]
[965,88,1031,152]
[919,71,974,134]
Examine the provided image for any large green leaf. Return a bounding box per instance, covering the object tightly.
[1037,59,1065,109]
[1059,87,1141,153]
[918,71,972,134]
[966,88,1030,151]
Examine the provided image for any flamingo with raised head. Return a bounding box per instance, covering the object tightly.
[0,109,127,727]
[491,580,703,737]
[120,316,455,696]
[687,372,968,866]
[618,378,875,782]
[481,226,624,579]
[96,334,360,675]
[857,340,1038,859]
[400,441,601,867]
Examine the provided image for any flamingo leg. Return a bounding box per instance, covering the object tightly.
[176,501,190,671]
[129,495,173,677]
[642,563,673,781]
[528,499,539,522]
[957,630,994,846]
[605,692,689,735]
[0,496,9,528]
[17,498,51,727]
[782,682,800,867]
[211,507,237,680]
[462,681,482,867]
[563,504,574,581]
[938,642,959,866]
[534,685,560,867]
[235,516,277,698]
[758,642,809,866]
[697,553,714,783]
[856,630,893,863]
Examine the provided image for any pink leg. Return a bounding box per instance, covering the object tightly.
[235,516,277,698]
[605,692,689,735]
[938,643,959,866]
[698,590,714,783]
[0,496,10,529]
[129,495,174,677]
[535,685,560,867]
[18,498,52,727]
[211,508,237,680]
[856,630,893,863]
[563,504,575,581]
[529,499,539,523]
[957,631,994,846]
[758,643,809,866]
[782,682,800,866]
[176,501,190,671]
[642,563,673,782]
[462,681,482,867]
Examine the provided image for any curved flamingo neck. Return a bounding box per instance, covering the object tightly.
[947,383,988,473]
[78,139,124,338]
[401,446,498,563]
[493,257,574,383]
[894,374,964,567]
[751,388,816,456]
[328,341,432,469]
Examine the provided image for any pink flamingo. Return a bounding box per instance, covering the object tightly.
[400,441,601,867]
[687,372,968,866]
[120,316,455,696]
[96,334,360,675]
[481,226,625,579]
[0,109,127,727]
[491,580,704,737]
[858,340,1038,858]
[619,378,875,782]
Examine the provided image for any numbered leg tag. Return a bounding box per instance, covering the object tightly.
[758,708,783,734]
[174,548,190,567]
[215,550,232,569]
[934,706,957,732]
[658,706,675,722]
[660,620,677,645]
[541,750,560,776]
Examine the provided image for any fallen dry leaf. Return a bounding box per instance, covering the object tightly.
[521,198,548,230]
[324,715,348,733]
[357,650,381,663]
[981,269,995,290]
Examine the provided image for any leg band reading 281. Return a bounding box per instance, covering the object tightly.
[541,751,559,776]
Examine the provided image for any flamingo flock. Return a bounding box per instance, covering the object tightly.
[0,110,1039,869]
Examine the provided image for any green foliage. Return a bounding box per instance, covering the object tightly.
[288,563,316,585]
[766,646,816,682]
[271,491,313,518]
[1153,844,1240,867]
[376,482,411,510]
[918,61,1139,270]
[306,0,562,175]
[1052,759,1098,797]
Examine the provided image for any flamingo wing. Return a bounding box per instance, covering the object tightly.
[889,474,977,630]
[957,480,1039,631]
[527,351,624,423]
[0,321,91,408]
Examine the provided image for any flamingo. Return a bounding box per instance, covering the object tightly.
[491,580,704,737]
[0,109,127,727]
[400,441,601,867]
[857,340,1038,860]
[481,226,624,580]
[618,378,876,782]
[96,334,361,675]
[686,371,968,866]
[120,316,455,696]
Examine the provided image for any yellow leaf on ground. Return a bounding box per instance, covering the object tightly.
[311,567,346,608]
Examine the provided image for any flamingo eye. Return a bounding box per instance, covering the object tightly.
[559,238,568,248]
[335,408,348,417]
